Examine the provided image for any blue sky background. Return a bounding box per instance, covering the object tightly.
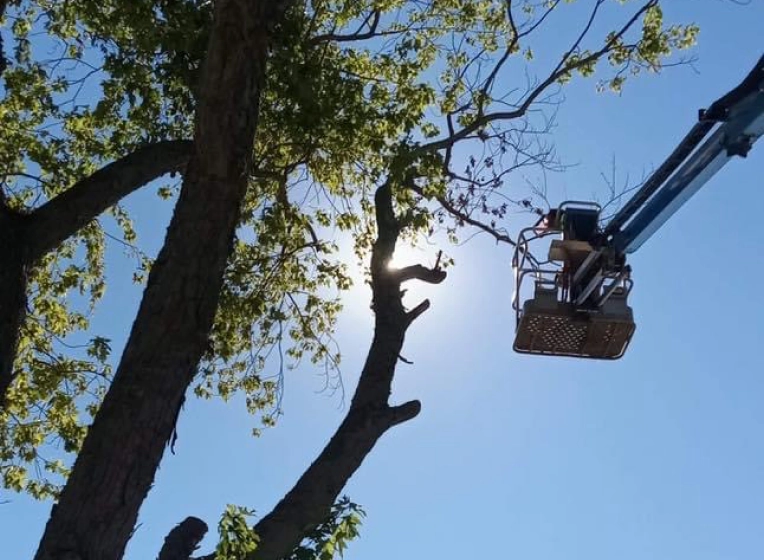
[6,1,764,559]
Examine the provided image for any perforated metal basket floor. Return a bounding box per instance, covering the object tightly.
[514,301,635,359]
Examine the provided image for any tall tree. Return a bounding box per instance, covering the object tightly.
[32,2,295,559]
[0,1,699,558]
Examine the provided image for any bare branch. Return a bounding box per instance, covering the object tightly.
[407,183,517,247]
[310,10,381,44]
[416,0,656,154]
[480,0,561,98]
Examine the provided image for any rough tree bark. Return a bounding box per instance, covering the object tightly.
[0,0,21,405]
[0,140,191,410]
[33,1,291,559]
[0,200,26,406]
[216,180,441,560]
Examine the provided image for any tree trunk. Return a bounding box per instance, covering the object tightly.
[33,2,290,559]
[0,203,26,408]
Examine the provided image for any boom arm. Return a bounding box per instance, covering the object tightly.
[511,55,764,359]
[607,55,764,254]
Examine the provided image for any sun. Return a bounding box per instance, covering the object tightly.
[388,241,431,269]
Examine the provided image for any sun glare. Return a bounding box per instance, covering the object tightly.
[387,242,427,270]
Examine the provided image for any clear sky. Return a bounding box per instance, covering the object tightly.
[6,2,764,559]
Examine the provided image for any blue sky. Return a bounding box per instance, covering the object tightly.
[6,2,764,559]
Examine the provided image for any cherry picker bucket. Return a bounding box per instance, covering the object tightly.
[512,202,635,359]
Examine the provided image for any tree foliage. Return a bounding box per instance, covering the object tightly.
[212,498,364,560]
[0,0,699,557]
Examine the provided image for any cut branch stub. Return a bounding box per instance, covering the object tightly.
[405,299,431,326]
[386,399,422,427]
[393,264,447,285]
[157,517,208,560]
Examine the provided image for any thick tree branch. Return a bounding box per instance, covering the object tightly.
[0,141,191,408]
[251,405,399,560]
[247,180,444,560]
[157,517,208,560]
[25,140,192,262]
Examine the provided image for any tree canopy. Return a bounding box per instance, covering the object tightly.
[0,1,699,558]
